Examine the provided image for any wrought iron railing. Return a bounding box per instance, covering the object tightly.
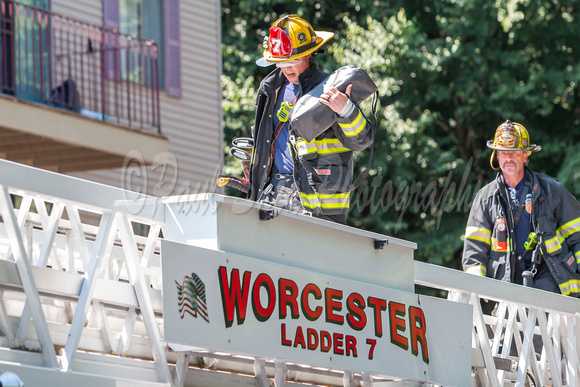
[0,0,161,133]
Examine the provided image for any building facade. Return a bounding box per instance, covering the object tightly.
[0,0,223,198]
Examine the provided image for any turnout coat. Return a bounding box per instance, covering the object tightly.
[248,65,373,216]
[462,167,580,296]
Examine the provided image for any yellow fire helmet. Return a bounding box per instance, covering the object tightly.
[256,15,334,67]
[487,120,541,170]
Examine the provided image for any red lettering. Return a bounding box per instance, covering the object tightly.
[325,288,344,325]
[346,292,366,331]
[346,335,357,357]
[279,278,300,319]
[301,283,322,321]
[389,301,408,351]
[252,273,275,322]
[307,328,319,350]
[294,326,306,349]
[218,267,251,328]
[333,332,344,355]
[367,297,387,337]
[320,330,332,352]
[281,323,292,346]
[366,338,376,360]
[409,306,429,364]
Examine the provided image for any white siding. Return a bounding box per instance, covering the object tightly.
[57,0,224,198]
[51,2,102,26]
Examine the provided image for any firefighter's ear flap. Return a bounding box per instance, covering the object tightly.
[490,149,500,170]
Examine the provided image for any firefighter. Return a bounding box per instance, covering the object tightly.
[248,14,373,224]
[462,120,580,296]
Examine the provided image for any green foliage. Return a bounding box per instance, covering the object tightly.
[221,0,580,271]
[222,74,256,178]
[558,143,580,197]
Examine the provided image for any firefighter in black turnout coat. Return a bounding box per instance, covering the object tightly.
[463,120,580,296]
[248,15,373,224]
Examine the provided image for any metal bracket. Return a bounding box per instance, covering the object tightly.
[173,351,193,387]
[342,370,354,387]
[254,358,270,387]
[273,360,287,386]
[374,239,388,249]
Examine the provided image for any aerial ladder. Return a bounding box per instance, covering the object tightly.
[0,159,578,386]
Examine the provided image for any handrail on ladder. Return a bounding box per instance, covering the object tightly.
[0,158,578,386]
[415,260,580,387]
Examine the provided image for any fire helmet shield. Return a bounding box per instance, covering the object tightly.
[268,26,293,58]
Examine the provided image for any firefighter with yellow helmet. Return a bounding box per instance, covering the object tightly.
[463,120,580,296]
[247,15,373,224]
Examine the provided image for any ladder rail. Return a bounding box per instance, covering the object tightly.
[415,260,580,386]
[0,157,578,386]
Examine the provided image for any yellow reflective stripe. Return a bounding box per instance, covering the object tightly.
[559,278,580,296]
[559,217,580,239]
[339,110,366,137]
[465,226,491,245]
[297,138,349,156]
[316,138,349,155]
[543,218,580,255]
[297,139,317,156]
[576,250,580,265]
[544,233,563,254]
[299,192,350,210]
[465,265,486,277]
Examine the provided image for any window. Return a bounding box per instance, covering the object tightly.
[120,0,164,89]
[1,0,50,101]
[103,0,180,97]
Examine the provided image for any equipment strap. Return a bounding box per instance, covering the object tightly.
[268,94,298,173]
[509,184,530,226]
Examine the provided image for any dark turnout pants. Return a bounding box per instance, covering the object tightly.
[513,257,561,294]
[258,173,347,224]
[258,173,304,213]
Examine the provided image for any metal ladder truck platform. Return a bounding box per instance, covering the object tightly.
[0,158,578,386]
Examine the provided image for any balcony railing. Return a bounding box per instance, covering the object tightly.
[0,0,161,133]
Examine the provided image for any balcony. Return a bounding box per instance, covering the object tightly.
[0,0,168,172]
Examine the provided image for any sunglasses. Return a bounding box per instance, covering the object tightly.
[275,58,304,68]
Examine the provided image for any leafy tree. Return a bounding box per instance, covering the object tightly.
[341,1,580,269]
[221,0,580,270]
